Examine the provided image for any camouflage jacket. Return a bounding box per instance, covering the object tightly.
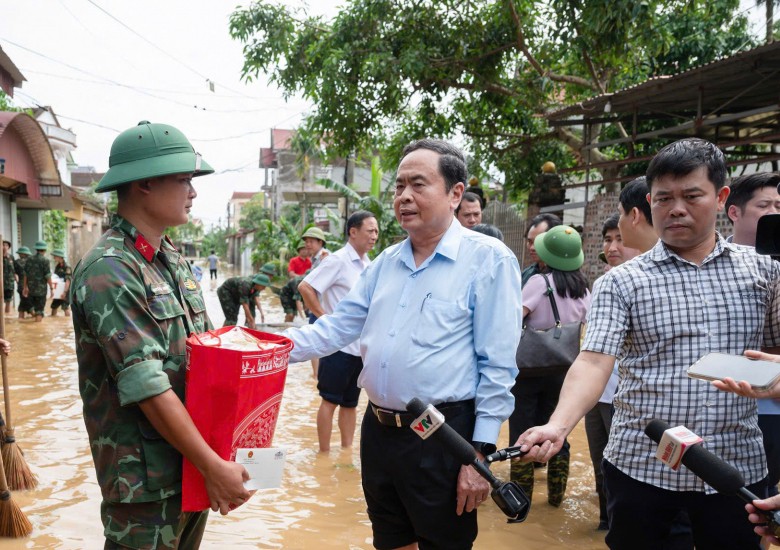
[280,276,304,302]
[219,276,257,304]
[54,261,72,283]
[3,255,14,291]
[13,257,27,280]
[70,216,211,504]
[24,253,51,297]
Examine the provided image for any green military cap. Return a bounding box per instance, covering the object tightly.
[252,273,271,287]
[96,121,214,193]
[534,225,584,272]
[52,248,66,258]
[34,240,47,251]
[301,226,327,242]
[260,262,276,277]
[17,246,31,255]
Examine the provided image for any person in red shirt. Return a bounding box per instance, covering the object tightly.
[288,244,311,278]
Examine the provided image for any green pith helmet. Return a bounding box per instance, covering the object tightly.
[52,248,66,258]
[301,226,327,243]
[534,225,584,272]
[252,273,271,287]
[95,121,214,193]
[17,246,30,255]
[260,262,276,277]
[34,240,47,251]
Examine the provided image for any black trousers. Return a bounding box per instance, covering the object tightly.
[360,406,478,550]
[603,459,766,550]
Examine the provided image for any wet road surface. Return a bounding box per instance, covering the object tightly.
[0,271,607,549]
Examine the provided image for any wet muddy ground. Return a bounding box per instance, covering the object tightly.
[0,271,607,549]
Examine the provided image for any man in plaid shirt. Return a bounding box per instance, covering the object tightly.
[517,138,780,549]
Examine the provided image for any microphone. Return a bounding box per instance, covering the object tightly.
[485,446,529,463]
[405,398,530,523]
[645,419,780,537]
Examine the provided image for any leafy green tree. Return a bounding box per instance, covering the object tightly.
[230,0,753,196]
[201,225,229,258]
[43,210,66,249]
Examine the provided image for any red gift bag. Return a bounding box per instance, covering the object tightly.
[182,326,293,512]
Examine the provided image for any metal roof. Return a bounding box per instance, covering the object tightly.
[543,41,780,185]
[547,41,780,124]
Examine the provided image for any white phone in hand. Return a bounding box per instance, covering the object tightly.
[687,352,780,391]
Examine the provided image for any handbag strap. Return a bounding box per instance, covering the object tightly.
[541,274,563,337]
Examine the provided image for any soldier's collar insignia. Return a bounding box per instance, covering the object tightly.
[134,234,156,263]
[184,279,197,291]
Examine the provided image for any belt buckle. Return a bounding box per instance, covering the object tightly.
[376,406,402,428]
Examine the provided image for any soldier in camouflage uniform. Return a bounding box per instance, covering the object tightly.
[2,240,15,314]
[22,240,52,322]
[14,246,31,319]
[70,121,250,550]
[50,248,72,317]
[216,274,269,327]
[279,274,307,322]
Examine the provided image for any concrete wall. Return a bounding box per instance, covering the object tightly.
[17,208,43,251]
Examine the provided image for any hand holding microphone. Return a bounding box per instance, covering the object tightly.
[645,419,780,540]
[405,398,530,523]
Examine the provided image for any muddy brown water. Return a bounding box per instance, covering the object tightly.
[0,272,606,549]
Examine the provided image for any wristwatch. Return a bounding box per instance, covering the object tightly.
[472,441,497,456]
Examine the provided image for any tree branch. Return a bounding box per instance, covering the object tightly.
[507,0,599,91]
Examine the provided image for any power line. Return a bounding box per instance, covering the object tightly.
[21,68,276,100]
[3,37,277,112]
[85,0,255,98]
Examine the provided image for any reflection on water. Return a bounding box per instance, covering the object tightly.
[0,271,606,549]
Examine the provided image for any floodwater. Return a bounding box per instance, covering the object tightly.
[0,271,607,549]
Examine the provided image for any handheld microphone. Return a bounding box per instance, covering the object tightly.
[405,398,530,523]
[645,419,780,537]
[485,446,529,463]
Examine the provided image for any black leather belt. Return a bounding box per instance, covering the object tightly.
[369,399,474,428]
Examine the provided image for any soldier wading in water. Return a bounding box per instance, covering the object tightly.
[70,121,251,549]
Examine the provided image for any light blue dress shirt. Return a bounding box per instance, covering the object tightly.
[286,219,522,444]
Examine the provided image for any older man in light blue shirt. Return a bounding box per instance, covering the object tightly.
[286,139,521,550]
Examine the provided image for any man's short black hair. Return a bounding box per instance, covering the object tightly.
[400,139,468,192]
[619,176,652,226]
[601,213,620,238]
[347,210,376,234]
[456,192,482,215]
[210,250,215,254]
[646,138,727,191]
[527,213,561,236]
[725,172,780,224]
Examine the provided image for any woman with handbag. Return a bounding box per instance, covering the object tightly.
[510,224,591,507]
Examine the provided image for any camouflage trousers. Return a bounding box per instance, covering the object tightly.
[28,295,46,316]
[17,291,32,313]
[51,298,70,311]
[217,288,255,327]
[101,496,208,550]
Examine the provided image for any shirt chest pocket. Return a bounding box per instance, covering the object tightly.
[183,291,208,333]
[147,289,185,321]
[412,298,470,347]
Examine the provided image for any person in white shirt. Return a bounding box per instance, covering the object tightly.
[298,211,378,452]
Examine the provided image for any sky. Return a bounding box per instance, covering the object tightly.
[0,0,341,229]
[0,0,768,230]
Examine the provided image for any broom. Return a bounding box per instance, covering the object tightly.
[0,446,31,537]
[0,237,36,491]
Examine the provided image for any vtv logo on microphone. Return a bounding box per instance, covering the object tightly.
[409,405,445,440]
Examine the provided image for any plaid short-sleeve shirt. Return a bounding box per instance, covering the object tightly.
[583,235,780,493]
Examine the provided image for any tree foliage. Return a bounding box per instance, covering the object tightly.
[230,0,753,196]
[43,210,66,250]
